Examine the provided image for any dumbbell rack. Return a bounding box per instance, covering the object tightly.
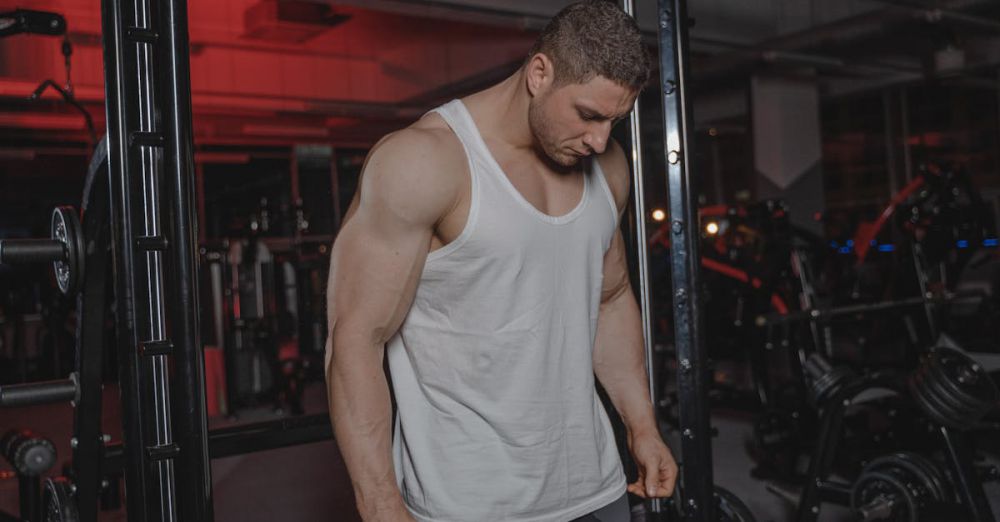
[100,0,211,519]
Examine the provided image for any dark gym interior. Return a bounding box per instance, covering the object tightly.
[2,0,1000,521]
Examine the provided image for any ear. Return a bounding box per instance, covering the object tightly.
[525,53,554,97]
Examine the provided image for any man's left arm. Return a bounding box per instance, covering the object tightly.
[593,143,677,499]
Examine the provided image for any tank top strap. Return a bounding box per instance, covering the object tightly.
[587,156,621,226]
[429,100,492,168]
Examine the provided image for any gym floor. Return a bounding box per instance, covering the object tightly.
[2,382,998,521]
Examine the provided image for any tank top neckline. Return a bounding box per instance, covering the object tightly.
[449,99,590,226]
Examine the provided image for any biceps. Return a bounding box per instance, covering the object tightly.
[327,215,432,346]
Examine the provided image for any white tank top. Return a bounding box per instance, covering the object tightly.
[388,99,626,521]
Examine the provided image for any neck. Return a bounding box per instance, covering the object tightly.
[473,68,536,151]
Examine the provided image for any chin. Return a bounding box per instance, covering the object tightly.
[555,156,579,168]
[549,150,580,167]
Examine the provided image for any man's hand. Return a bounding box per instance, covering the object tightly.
[625,429,677,499]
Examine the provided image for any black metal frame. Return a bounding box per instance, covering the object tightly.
[72,141,112,522]
[655,0,714,519]
[100,0,210,519]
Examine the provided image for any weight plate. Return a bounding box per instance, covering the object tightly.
[910,370,972,430]
[923,368,984,421]
[909,348,999,430]
[851,469,918,522]
[892,452,949,503]
[928,349,997,414]
[50,207,83,295]
[43,477,79,522]
[811,366,854,406]
[715,485,757,522]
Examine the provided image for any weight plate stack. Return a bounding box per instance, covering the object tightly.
[850,452,951,522]
[908,347,998,430]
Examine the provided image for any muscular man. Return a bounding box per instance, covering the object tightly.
[326,2,677,520]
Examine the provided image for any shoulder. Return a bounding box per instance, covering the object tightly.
[367,112,462,174]
[358,113,465,225]
[595,139,631,213]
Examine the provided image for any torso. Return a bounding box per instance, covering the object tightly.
[387,98,628,520]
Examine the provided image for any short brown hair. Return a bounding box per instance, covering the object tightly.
[527,0,651,91]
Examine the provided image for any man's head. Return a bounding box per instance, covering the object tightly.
[524,0,650,166]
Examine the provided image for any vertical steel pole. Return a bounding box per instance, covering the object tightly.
[160,0,213,518]
[196,162,206,244]
[882,90,899,197]
[101,0,208,518]
[655,0,715,520]
[621,0,661,514]
[290,151,302,242]
[940,426,997,522]
[101,0,162,518]
[901,88,913,183]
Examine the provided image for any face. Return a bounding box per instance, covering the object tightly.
[528,69,637,167]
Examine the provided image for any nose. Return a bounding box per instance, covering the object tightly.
[582,122,611,155]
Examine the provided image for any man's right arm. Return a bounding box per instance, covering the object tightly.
[325,129,458,521]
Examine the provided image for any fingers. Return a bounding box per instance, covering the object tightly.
[660,458,678,496]
[644,462,661,498]
[629,457,678,499]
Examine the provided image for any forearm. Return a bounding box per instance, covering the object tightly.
[592,287,658,437]
[326,330,407,519]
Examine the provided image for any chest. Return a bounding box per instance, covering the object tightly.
[491,146,585,219]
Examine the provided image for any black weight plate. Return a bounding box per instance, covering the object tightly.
[909,371,959,428]
[929,349,997,414]
[43,477,79,522]
[910,369,975,430]
[50,207,83,295]
[916,362,982,421]
[715,486,757,522]
[887,453,947,503]
[925,371,985,421]
[851,470,918,522]
[812,366,853,405]
[894,452,949,502]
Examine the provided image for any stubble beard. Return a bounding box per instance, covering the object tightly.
[528,96,579,168]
